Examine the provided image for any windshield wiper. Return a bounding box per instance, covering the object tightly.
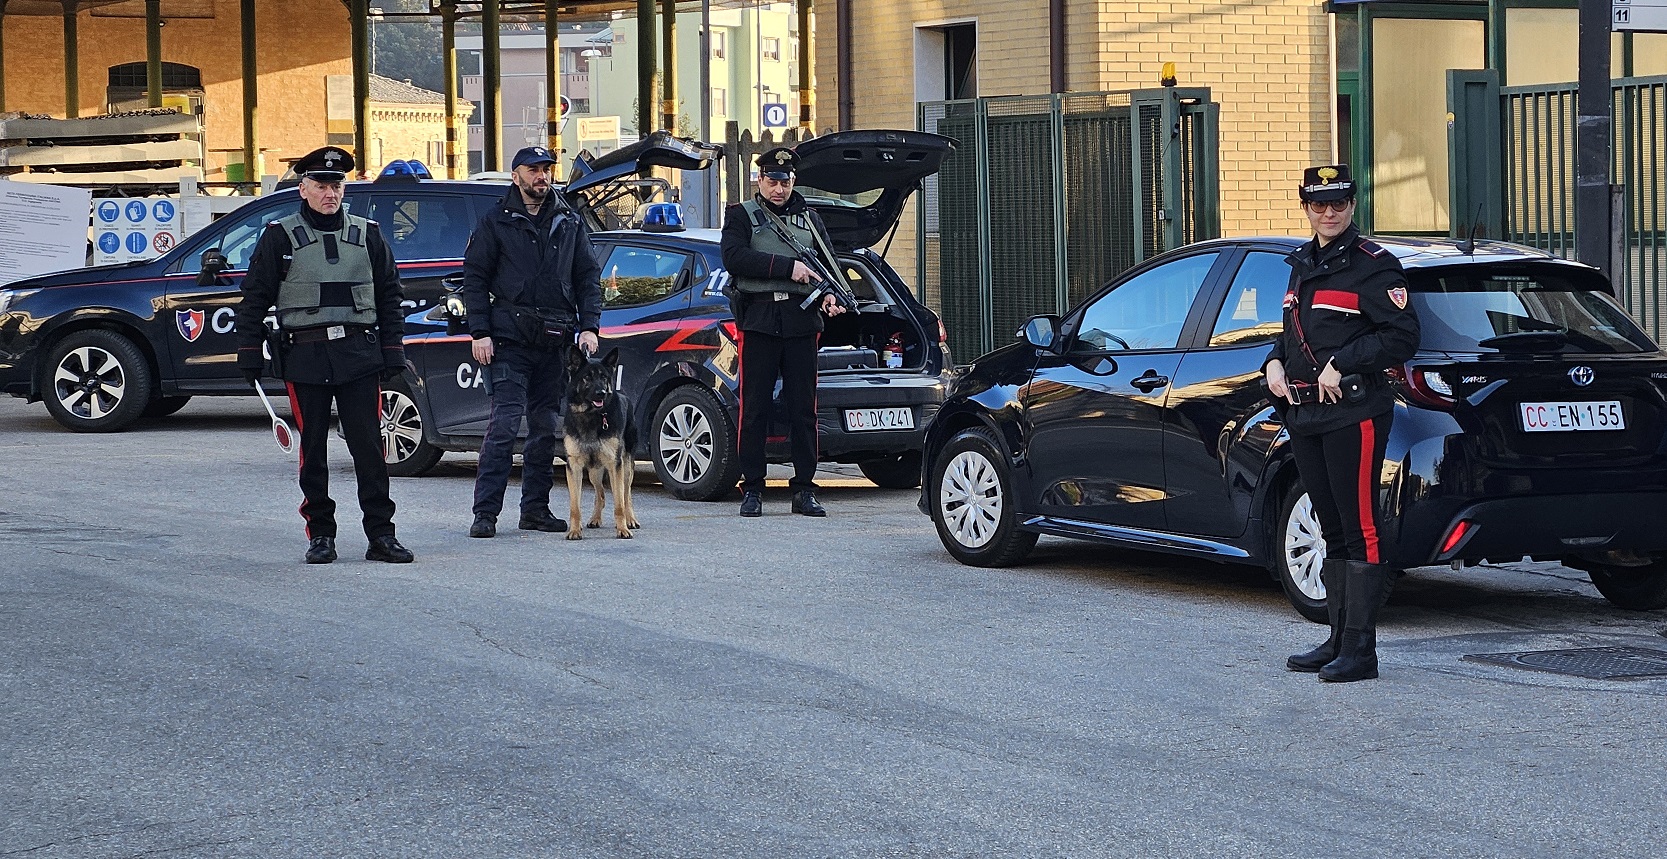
[1477,329,1569,351]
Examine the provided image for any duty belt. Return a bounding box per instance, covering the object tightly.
[286,324,370,344]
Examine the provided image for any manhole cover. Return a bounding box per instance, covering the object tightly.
[1463,646,1667,680]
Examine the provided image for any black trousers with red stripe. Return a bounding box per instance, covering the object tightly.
[1289,411,1392,564]
[737,330,819,492]
[287,374,396,542]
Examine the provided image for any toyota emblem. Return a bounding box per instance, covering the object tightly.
[1569,366,1596,387]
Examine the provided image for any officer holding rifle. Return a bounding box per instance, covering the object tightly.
[720,146,853,519]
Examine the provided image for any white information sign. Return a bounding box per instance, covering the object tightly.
[92,195,181,266]
[577,116,620,142]
[0,180,94,285]
[1613,0,1667,32]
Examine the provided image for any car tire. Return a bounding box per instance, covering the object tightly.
[858,450,923,489]
[142,395,191,419]
[1276,485,1331,624]
[651,385,739,501]
[41,329,153,433]
[930,427,1037,567]
[1585,561,1667,611]
[381,378,444,477]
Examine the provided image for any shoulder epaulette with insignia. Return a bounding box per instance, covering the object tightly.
[1356,237,1388,257]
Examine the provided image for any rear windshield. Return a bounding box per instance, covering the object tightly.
[1408,266,1657,354]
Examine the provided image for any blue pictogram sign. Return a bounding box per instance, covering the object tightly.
[125,232,149,254]
[97,201,121,223]
[125,200,148,223]
[98,232,121,254]
[152,200,176,222]
[762,103,789,129]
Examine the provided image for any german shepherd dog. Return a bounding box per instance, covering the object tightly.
[563,345,639,539]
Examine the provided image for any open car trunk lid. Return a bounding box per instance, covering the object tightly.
[792,129,957,252]
[562,131,723,230]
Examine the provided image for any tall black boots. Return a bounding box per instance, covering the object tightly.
[1286,559,1348,672]
[1317,561,1395,683]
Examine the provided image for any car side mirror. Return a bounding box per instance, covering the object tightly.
[444,293,468,337]
[197,248,229,286]
[1020,315,1060,351]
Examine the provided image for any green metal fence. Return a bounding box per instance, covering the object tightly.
[917,89,1220,361]
[1460,74,1667,341]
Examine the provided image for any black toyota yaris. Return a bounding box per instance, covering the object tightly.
[920,235,1667,621]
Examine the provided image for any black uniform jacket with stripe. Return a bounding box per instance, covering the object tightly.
[1263,224,1421,435]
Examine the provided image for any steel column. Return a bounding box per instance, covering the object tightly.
[797,0,813,130]
[1575,0,1612,276]
[483,0,502,171]
[241,0,258,180]
[441,0,459,177]
[62,0,78,118]
[350,0,371,175]
[0,0,10,113]
[637,0,656,134]
[660,0,676,132]
[145,0,162,107]
[546,0,561,155]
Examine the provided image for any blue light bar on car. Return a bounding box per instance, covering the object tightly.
[376,159,434,182]
[637,202,686,232]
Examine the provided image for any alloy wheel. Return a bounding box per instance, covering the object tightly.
[53,345,127,422]
[380,389,423,465]
[658,402,714,486]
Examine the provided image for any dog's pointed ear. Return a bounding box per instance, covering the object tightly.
[567,344,587,373]
[603,347,620,371]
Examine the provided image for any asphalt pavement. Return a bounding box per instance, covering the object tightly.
[3,395,1666,858]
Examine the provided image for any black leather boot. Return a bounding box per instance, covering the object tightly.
[1319,562,1395,683]
[791,490,826,517]
[1287,559,1348,672]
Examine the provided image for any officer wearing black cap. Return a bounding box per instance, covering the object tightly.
[235,145,415,565]
[461,145,603,538]
[721,146,849,518]
[1264,163,1419,682]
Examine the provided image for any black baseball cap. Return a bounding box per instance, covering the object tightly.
[512,146,558,170]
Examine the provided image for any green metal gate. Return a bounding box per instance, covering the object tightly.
[918,88,1220,361]
[1449,71,1667,340]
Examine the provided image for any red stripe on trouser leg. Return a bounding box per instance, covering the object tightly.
[735,330,746,463]
[1357,417,1379,564]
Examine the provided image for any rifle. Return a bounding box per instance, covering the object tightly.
[755,204,859,314]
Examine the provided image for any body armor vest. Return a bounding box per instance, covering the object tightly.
[734,199,816,296]
[274,211,378,330]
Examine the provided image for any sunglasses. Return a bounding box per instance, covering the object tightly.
[1303,199,1353,214]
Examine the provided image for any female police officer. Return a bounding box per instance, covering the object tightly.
[1263,165,1419,683]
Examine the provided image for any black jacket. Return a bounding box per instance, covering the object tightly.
[235,205,406,386]
[720,192,832,338]
[462,186,603,342]
[1265,225,1421,435]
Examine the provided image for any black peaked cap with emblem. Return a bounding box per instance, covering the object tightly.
[294,146,355,181]
[1299,163,1354,202]
[756,146,798,179]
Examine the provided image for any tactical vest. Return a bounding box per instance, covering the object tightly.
[274,211,378,330]
[734,199,815,296]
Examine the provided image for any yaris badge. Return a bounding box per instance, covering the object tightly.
[1569,366,1595,387]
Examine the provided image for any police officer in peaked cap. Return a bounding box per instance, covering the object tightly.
[235,145,416,565]
[1264,163,1419,682]
[721,145,849,518]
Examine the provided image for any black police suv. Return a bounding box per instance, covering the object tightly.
[0,167,507,432]
[920,235,1667,620]
[385,130,959,501]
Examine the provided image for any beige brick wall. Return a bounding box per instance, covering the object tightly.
[1,0,352,178]
[814,0,1334,243]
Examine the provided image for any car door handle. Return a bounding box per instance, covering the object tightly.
[1130,371,1170,393]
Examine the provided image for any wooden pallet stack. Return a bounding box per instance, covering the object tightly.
[0,108,204,189]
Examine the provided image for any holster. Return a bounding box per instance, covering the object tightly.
[264,326,287,378]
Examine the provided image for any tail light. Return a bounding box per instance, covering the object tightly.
[937,318,949,344]
[1439,519,1475,556]
[1395,362,1456,411]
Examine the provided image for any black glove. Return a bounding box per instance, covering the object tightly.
[241,368,261,386]
[381,365,406,383]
